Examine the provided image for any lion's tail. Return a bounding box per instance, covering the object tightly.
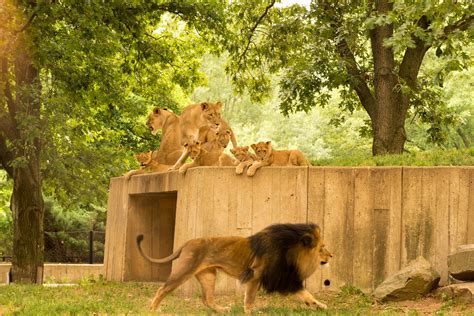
[136,234,182,264]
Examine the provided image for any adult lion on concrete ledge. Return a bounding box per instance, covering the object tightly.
[137,223,332,313]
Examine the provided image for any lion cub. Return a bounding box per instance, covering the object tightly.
[124,151,170,180]
[230,146,257,175]
[247,141,310,176]
[178,140,236,174]
[199,123,236,154]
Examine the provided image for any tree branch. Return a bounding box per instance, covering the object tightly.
[321,1,376,119]
[441,10,474,40]
[398,16,430,92]
[238,0,276,66]
[336,38,377,120]
[1,57,17,137]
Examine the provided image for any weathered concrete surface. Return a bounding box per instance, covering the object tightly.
[373,257,440,301]
[435,283,474,304]
[105,166,474,294]
[0,263,103,284]
[448,244,474,281]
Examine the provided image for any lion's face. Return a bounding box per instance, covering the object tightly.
[319,244,332,266]
[134,151,153,167]
[147,107,171,135]
[200,102,222,126]
[185,141,202,160]
[231,146,250,162]
[215,126,232,148]
[251,141,272,160]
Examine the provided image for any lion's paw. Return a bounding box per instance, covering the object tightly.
[214,305,231,313]
[306,299,327,310]
[246,167,256,177]
[236,166,244,175]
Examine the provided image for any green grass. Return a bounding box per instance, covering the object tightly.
[312,148,474,166]
[0,282,471,315]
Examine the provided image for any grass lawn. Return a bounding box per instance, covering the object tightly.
[0,281,473,315]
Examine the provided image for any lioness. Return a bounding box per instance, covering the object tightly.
[137,222,332,313]
[170,101,224,170]
[146,108,183,165]
[247,141,310,176]
[178,140,236,174]
[124,151,170,180]
[230,146,258,175]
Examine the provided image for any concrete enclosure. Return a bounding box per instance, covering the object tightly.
[104,166,474,294]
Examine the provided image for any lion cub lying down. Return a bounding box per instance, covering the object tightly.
[247,141,310,176]
[230,146,257,175]
[137,222,332,313]
[124,151,170,180]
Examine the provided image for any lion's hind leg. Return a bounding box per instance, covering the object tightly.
[149,253,200,311]
[196,268,231,313]
[295,289,327,310]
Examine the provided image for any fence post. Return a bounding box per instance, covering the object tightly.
[89,230,94,264]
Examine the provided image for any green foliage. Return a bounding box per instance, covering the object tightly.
[43,197,106,263]
[0,171,13,257]
[313,148,474,166]
[1,1,227,218]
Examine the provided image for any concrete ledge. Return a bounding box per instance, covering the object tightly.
[0,263,103,284]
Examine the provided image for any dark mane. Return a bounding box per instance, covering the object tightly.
[241,222,319,294]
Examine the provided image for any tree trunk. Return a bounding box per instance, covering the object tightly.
[9,40,44,283]
[11,163,44,283]
[372,104,407,155]
[370,0,407,156]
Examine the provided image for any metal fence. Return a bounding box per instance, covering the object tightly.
[44,230,105,264]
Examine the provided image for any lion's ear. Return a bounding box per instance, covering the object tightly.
[153,108,160,115]
[314,225,321,240]
[216,101,223,109]
[251,144,257,151]
[226,129,232,135]
[201,102,210,111]
[184,143,189,148]
[266,141,272,146]
[243,146,249,151]
[301,234,316,248]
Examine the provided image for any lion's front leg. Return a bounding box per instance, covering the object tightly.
[236,160,252,175]
[124,169,144,180]
[170,147,189,170]
[179,161,198,174]
[295,289,327,310]
[243,279,260,313]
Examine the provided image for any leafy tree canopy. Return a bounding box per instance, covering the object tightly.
[221,0,474,154]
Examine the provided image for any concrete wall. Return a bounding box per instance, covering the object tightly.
[104,166,474,294]
[0,263,103,284]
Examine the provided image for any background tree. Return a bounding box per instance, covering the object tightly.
[0,0,223,283]
[224,0,474,155]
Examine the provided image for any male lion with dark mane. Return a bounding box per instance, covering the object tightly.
[137,222,332,313]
